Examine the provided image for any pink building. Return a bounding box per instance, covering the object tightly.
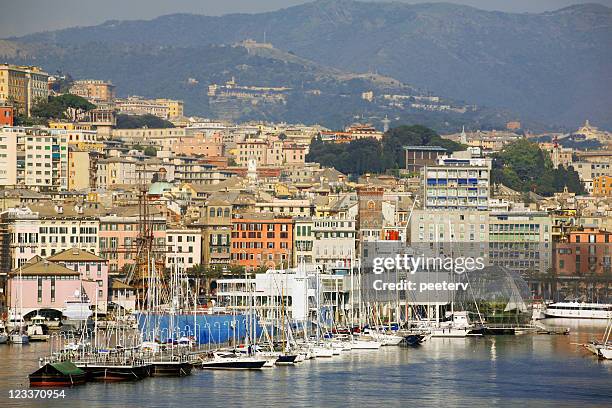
[7,248,109,319]
[174,132,223,158]
[99,215,166,275]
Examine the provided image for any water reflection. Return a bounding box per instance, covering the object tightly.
[0,322,611,407]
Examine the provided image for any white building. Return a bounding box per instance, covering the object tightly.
[312,217,356,271]
[216,268,343,321]
[423,155,491,211]
[165,228,202,270]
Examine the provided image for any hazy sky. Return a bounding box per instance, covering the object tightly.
[1,0,610,38]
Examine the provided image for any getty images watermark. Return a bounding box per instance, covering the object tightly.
[371,253,485,292]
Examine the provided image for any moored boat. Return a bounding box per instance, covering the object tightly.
[29,362,87,387]
[544,302,612,320]
[75,361,151,381]
[200,352,267,370]
[149,360,193,377]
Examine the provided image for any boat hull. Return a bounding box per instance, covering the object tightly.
[77,364,151,382]
[150,362,193,377]
[275,354,298,365]
[29,374,87,387]
[200,360,266,370]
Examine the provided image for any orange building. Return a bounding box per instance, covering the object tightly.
[230,214,293,270]
[554,227,612,276]
[593,175,612,197]
[0,106,13,125]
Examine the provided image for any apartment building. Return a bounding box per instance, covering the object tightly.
[554,227,612,277]
[192,200,233,267]
[236,138,307,167]
[312,217,356,271]
[488,211,552,274]
[98,214,167,275]
[165,229,202,270]
[231,214,293,270]
[423,156,491,211]
[69,80,116,103]
[0,64,49,116]
[254,199,315,217]
[293,217,314,265]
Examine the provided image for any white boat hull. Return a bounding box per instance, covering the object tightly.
[544,310,612,319]
[312,346,334,357]
[350,340,382,349]
[600,348,612,360]
[10,334,29,344]
[430,328,472,338]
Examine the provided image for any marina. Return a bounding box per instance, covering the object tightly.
[1,320,611,407]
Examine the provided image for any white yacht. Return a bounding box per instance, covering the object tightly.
[544,302,612,319]
[27,315,50,341]
[430,311,481,338]
[0,321,8,344]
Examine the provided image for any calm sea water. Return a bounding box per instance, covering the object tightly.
[1,319,611,408]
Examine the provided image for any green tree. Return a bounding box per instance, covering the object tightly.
[116,114,175,129]
[143,146,158,156]
[492,139,585,196]
[30,94,95,119]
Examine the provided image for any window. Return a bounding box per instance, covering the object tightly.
[38,277,43,302]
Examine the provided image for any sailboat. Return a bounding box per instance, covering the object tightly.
[10,264,29,344]
[585,316,612,359]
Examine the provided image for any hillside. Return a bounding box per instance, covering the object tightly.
[0,38,511,131]
[7,0,611,129]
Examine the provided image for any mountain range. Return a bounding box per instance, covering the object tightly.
[2,0,611,130]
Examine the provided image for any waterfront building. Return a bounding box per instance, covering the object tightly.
[488,211,552,274]
[230,213,293,270]
[554,227,612,277]
[312,216,356,271]
[216,267,343,321]
[7,248,108,319]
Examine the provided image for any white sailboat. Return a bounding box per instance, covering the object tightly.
[585,316,612,359]
[10,264,29,344]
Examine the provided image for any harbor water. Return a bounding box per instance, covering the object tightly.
[0,319,611,407]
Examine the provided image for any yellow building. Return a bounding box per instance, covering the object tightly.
[69,80,116,103]
[0,64,49,116]
[155,98,184,118]
[68,150,91,190]
[593,175,612,197]
[48,121,93,131]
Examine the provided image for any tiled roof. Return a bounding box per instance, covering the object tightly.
[47,248,106,262]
